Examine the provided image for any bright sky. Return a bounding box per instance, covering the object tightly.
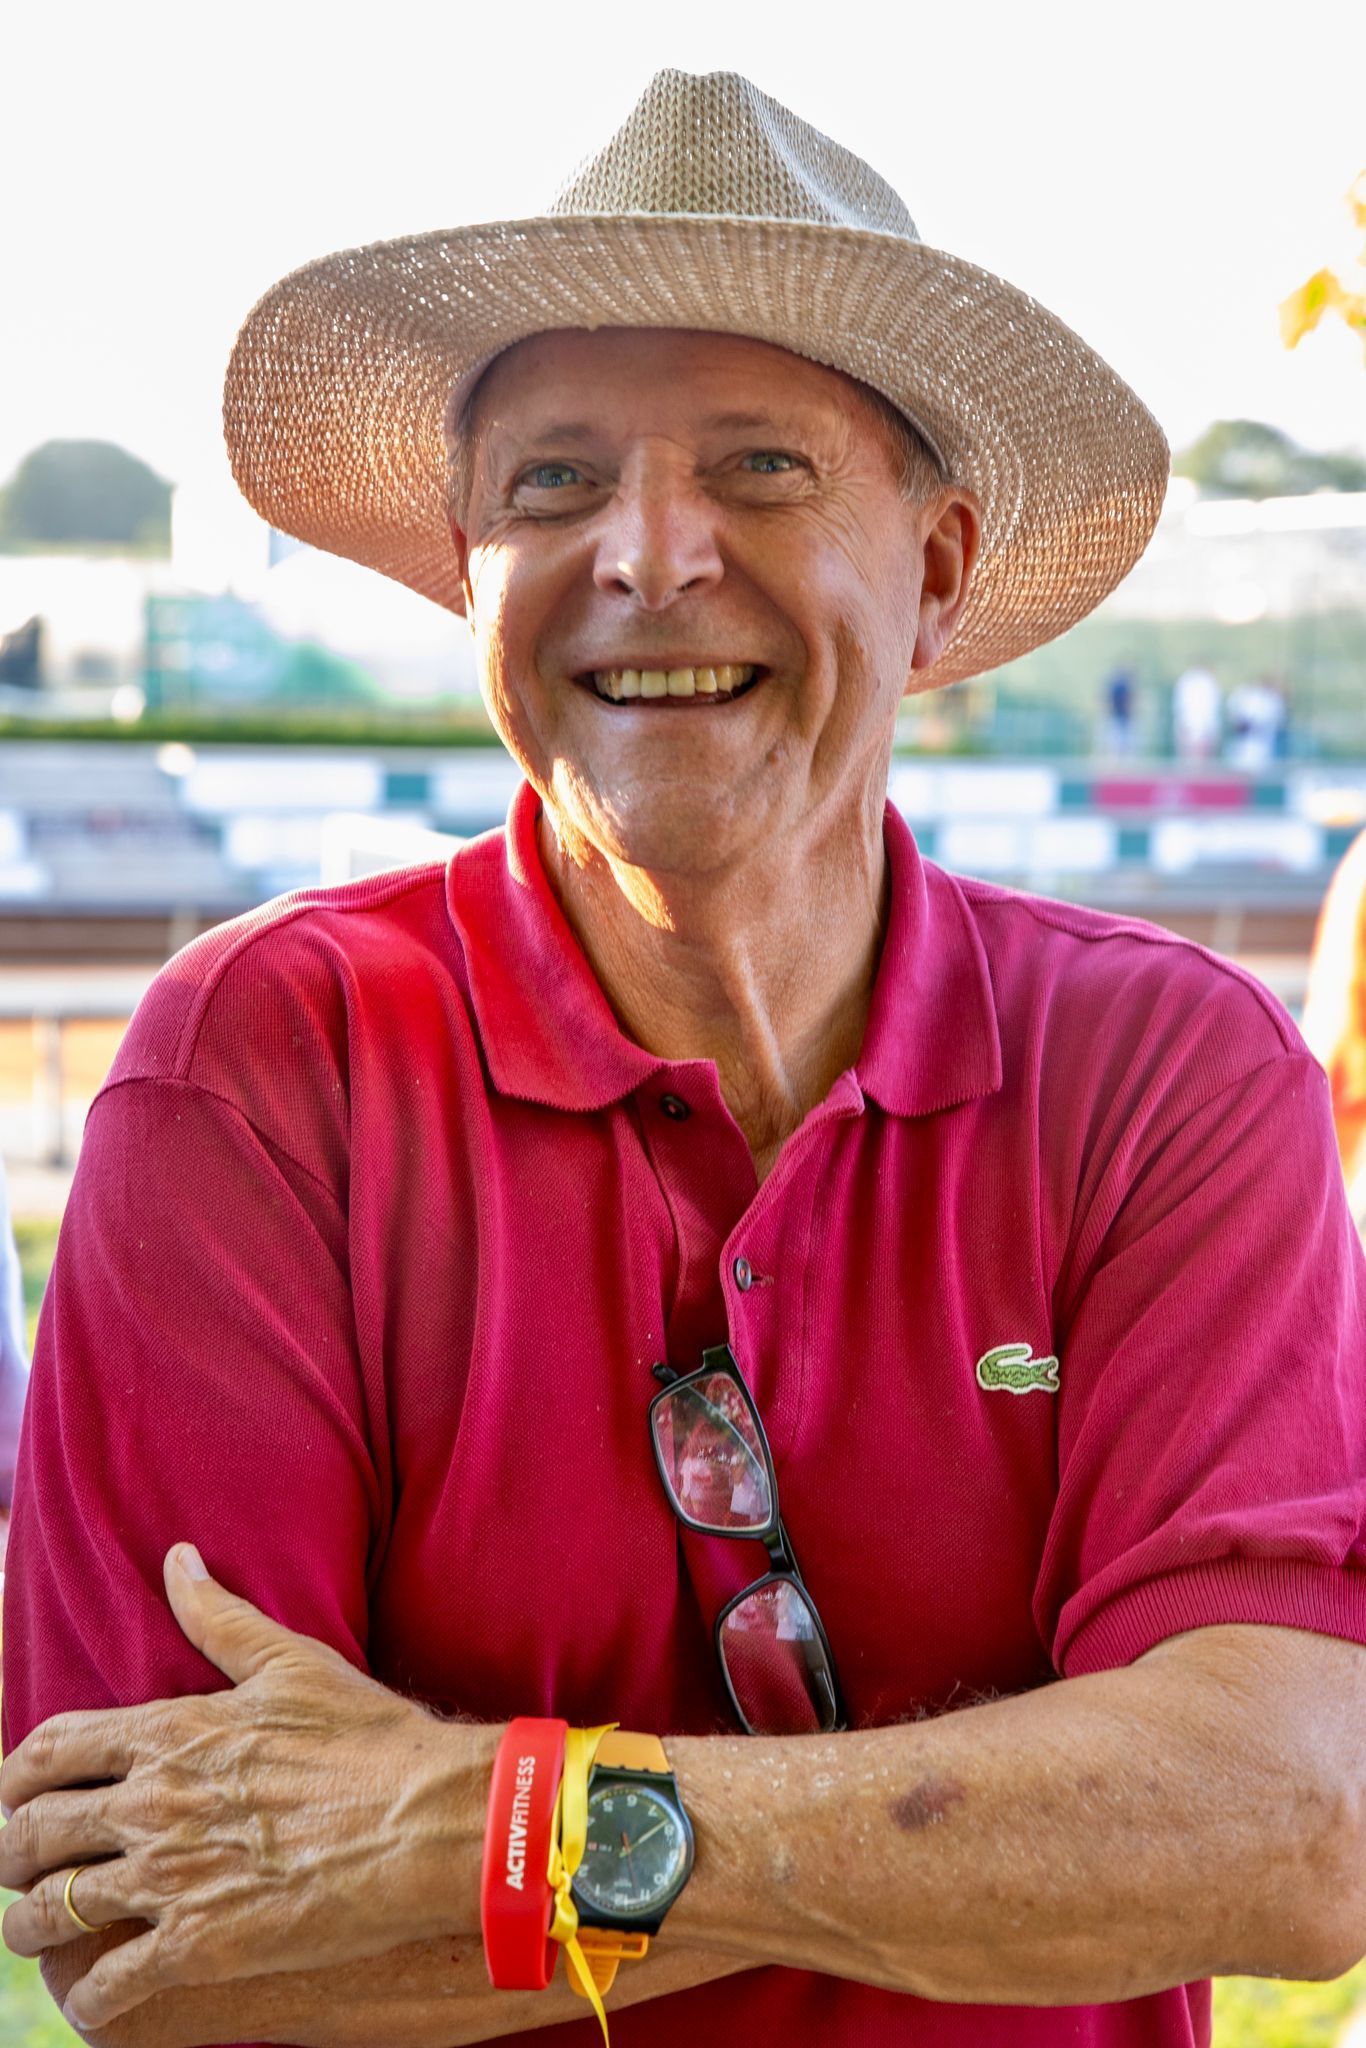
[3,0,1364,494]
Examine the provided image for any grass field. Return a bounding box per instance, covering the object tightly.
[2,1224,1364,2043]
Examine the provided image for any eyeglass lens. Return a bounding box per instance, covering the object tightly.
[651,1372,773,1532]
[719,1577,839,1736]
[652,1369,840,1734]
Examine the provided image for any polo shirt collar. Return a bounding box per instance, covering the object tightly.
[857,801,1003,1117]
[450,781,1001,1119]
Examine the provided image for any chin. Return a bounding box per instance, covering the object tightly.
[550,769,761,878]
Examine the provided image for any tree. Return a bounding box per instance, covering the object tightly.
[1172,419,1366,498]
[0,440,172,550]
[1281,171,1366,363]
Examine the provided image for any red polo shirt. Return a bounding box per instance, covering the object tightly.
[6,783,1366,2048]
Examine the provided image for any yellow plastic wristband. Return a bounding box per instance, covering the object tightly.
[545,1722,617,2045]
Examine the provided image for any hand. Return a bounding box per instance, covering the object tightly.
[0,1544,499,2034]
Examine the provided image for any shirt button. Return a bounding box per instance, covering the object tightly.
[732,1256,753,1292]
[659,1093,691,1122]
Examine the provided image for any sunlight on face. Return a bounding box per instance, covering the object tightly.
[454,328,969,879]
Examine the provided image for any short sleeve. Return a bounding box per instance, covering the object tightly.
[1,1076,379,1749]
[1036,1051,1366,1676]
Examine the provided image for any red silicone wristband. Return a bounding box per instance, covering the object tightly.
[481,1717,568,1990]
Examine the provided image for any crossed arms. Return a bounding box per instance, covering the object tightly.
[7,1055,1366,2043]
[3,1563,1365,2047]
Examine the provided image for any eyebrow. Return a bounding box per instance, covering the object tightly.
[488,422,600,452]
[696,411,796,434]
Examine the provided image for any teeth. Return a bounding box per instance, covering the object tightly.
[589,664,757,701]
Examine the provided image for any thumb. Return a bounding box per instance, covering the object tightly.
[162,1543,313,1686]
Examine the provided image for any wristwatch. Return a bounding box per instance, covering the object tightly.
[567,1730,695,1995]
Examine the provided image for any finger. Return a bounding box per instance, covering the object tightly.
[162,1543,350,1686]
[63,1924,166,2034]
[0,1786,123,1890]
[0,1709,141,1814]
[2,1859,141,1960]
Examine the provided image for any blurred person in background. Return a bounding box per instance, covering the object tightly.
[1224,675,1286,771]
[2,68,1365,2048]
[1303,824,1366,1230]
[1172,660,1222,759]
[0,1155,29,1578]
[1099,661,1138,755]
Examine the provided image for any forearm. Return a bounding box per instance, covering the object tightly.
[43,1931,753,2048]
[667,1626,1366,2004]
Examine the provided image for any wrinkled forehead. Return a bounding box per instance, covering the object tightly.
[447,326,899,450]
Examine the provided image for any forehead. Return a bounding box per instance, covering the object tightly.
[467,327,877,442]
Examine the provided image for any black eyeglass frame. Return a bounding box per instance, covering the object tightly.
[649,1342,847,1735]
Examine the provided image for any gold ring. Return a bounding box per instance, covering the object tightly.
[62,1865,111,1935]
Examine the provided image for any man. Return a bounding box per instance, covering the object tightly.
[2,68,1365,2048]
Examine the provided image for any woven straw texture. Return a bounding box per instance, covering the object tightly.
[223,70,1169,686]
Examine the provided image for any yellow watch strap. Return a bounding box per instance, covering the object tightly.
[593,1729,671,1773]
[562,1730,675,2005]
[545,1724,616,2043]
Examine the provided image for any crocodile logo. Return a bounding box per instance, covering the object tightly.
[975,1342,1060,1396]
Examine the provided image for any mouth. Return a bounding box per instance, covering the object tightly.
[575,664,765,706]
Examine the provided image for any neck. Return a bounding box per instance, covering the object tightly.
[539,792,890,1178]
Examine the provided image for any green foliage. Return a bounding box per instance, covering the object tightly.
[0,704,503,747]
[1212,1962,1366,2044]
[0,1900,78,2045]
[0,441,171,551]
[1173,420,1366,499]
[13,1218,60,1353]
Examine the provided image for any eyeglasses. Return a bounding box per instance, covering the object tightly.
[649,1343,845,1736]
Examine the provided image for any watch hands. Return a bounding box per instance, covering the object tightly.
[629,1819,669,1851]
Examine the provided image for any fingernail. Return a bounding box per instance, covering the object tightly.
[178,1544,209,1581]
[62,2001,87,2034]
[1,1804,11,1821]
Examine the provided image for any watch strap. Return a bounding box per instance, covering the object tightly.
[594,1730,671,1773]
[565,1730,678,1999]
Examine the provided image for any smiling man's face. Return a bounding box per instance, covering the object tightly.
[452,327,976,879]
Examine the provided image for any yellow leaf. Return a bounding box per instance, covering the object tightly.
[1349,169,1366,236]
[1280,269,1341,348]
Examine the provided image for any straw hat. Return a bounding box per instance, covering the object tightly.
[223,69,1169,687]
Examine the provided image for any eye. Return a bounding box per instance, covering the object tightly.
[519,461,586,491]
[740,451,800,474]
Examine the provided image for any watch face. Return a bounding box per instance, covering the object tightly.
[572,1780,691,1919]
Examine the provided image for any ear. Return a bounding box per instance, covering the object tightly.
[910,488,982,672]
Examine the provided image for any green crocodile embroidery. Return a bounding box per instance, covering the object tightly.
[975,1342,1061,1396]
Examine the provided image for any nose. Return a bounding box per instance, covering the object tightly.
[592,450,725,610]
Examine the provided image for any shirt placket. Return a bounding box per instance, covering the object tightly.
[719,1071,866,1463]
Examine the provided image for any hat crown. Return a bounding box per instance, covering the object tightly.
[549,69,920,240]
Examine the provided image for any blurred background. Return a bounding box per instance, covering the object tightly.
[2,1,1365,2039]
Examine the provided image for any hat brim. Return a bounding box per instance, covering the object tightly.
[223,213,1169,687]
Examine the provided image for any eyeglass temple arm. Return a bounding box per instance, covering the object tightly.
[656,1344,745,1390]
[769,1517,804,1580]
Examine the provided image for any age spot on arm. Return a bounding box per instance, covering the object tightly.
[889,1774,966,1831]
